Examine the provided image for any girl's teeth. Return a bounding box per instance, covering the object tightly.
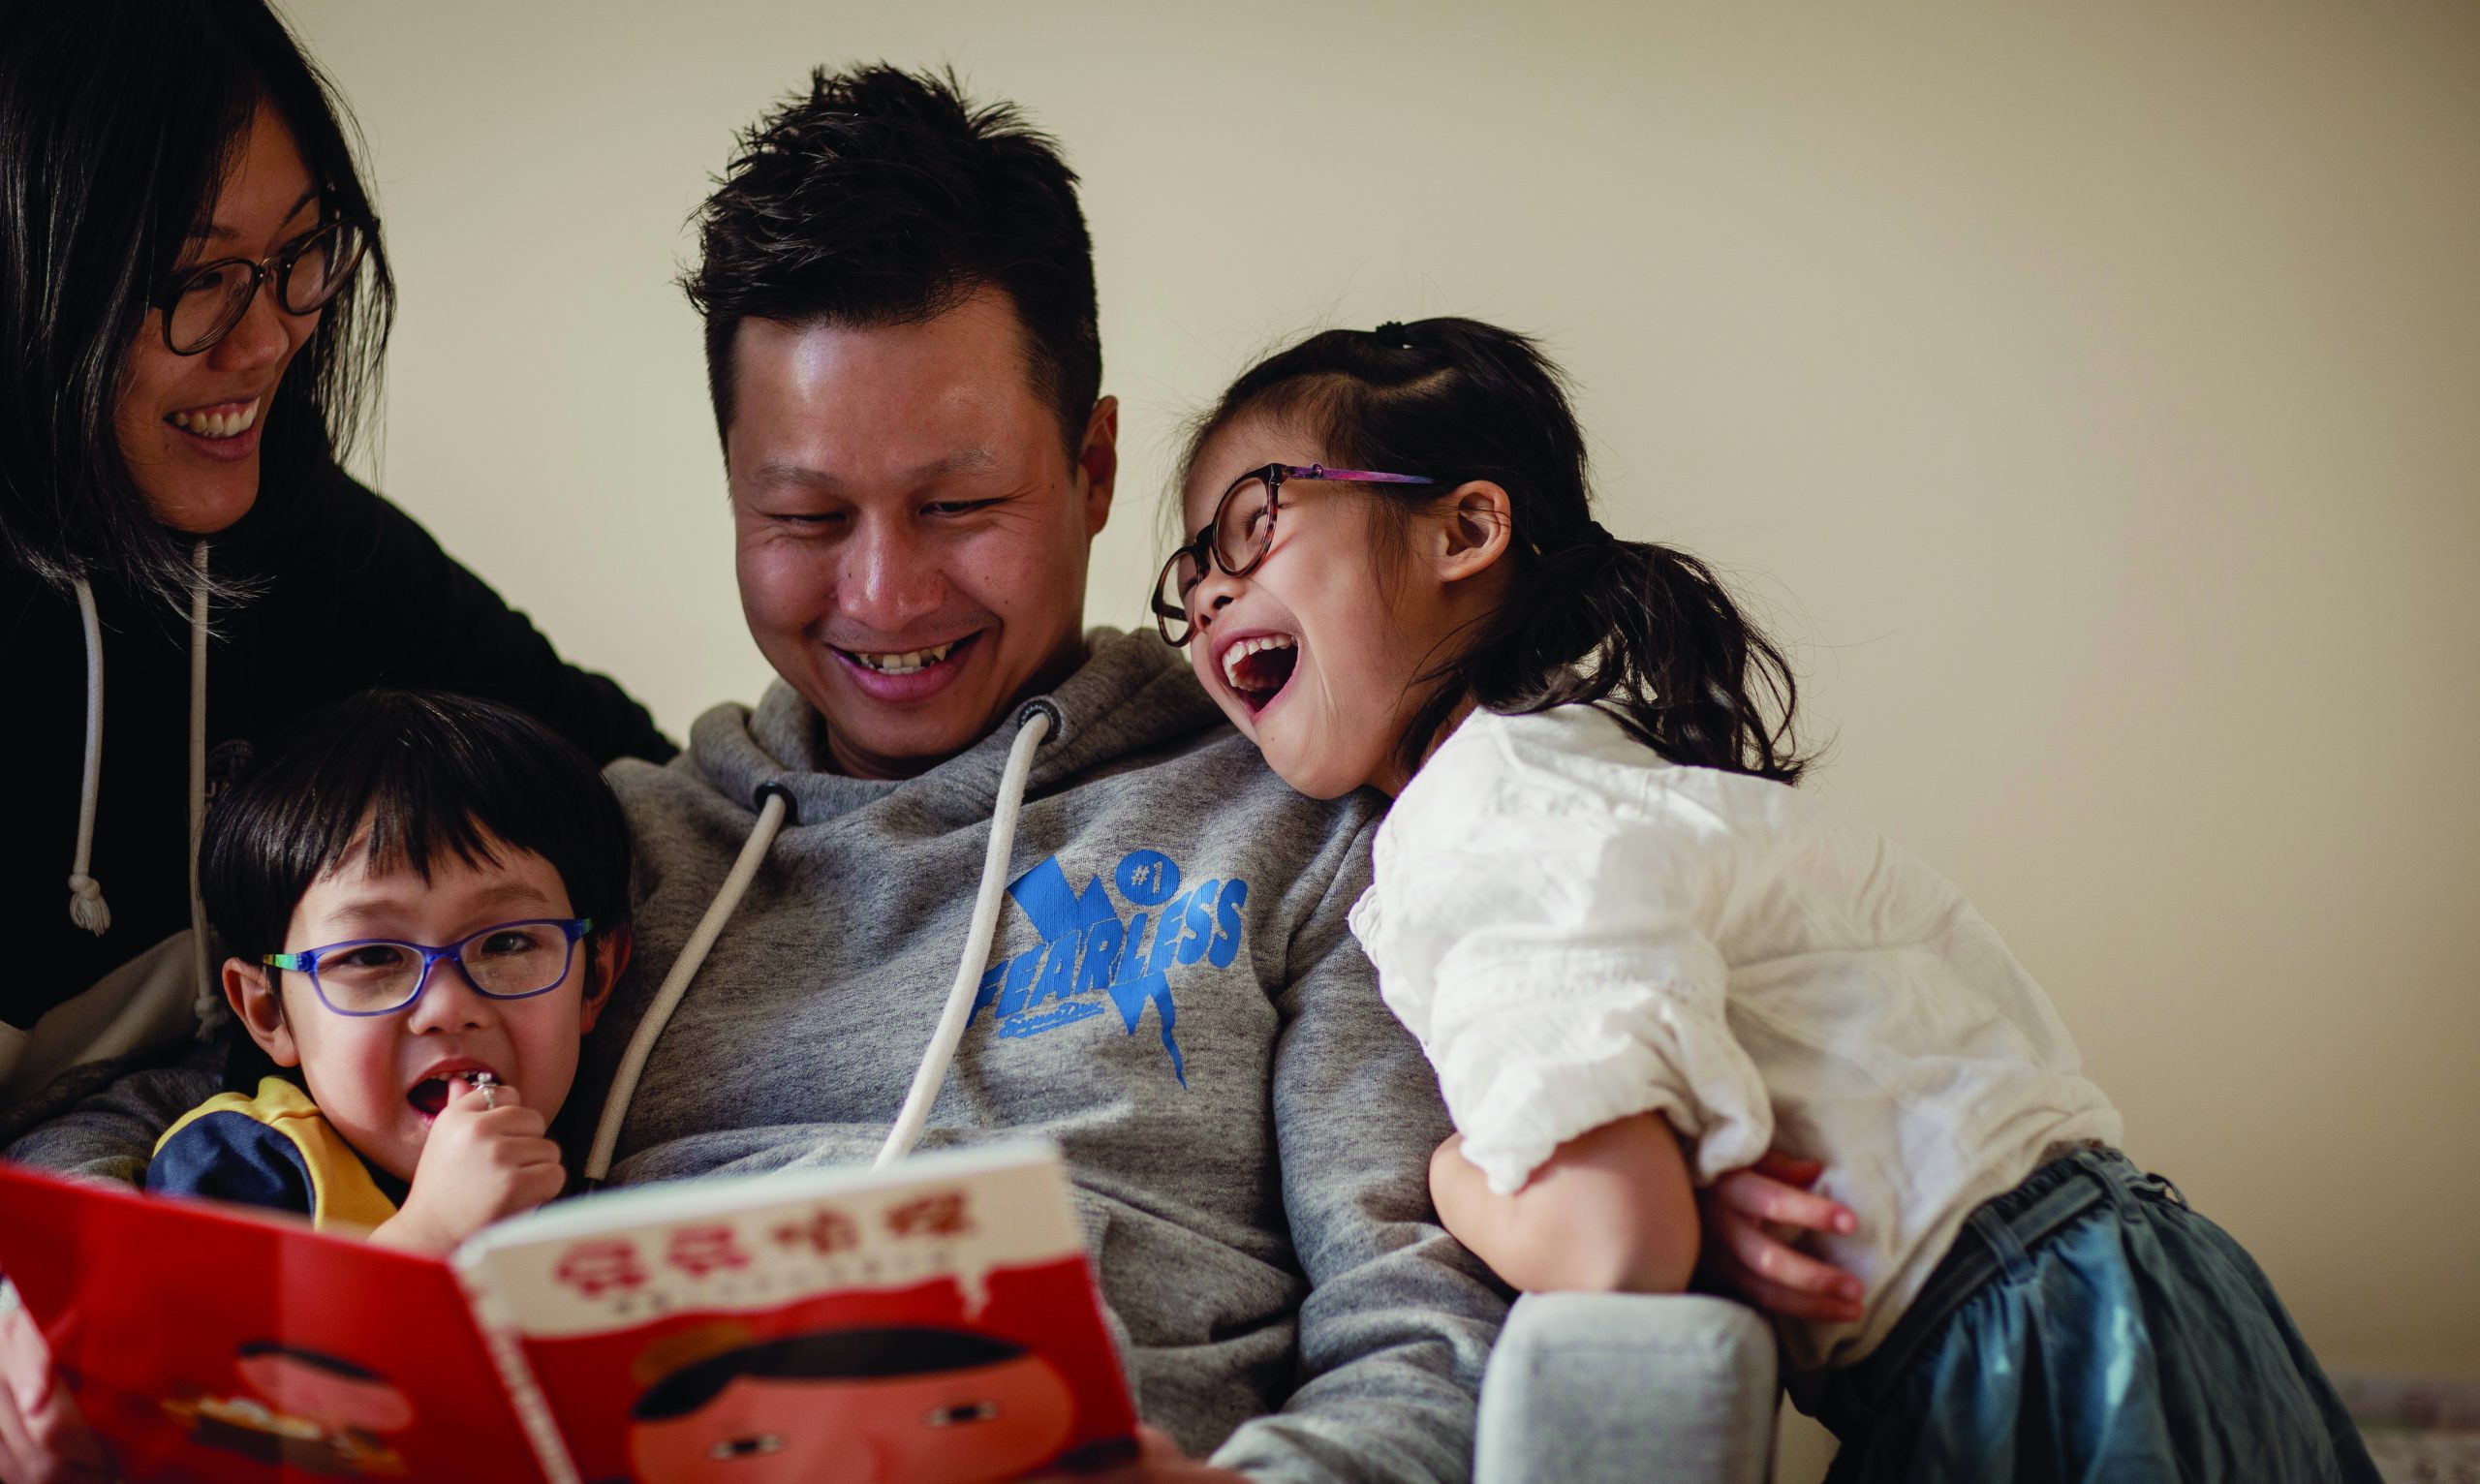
[1222,634,1299,689]
[170,401,260,440]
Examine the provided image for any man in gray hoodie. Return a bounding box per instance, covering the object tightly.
[4,65,1505,1484]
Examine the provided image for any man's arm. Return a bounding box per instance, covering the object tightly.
[2,1051,220,1186]
[1209,816,1508,1484]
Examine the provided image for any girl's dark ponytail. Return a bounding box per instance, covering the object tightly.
[1185,317,1811,786]
[1410,528,1805,784]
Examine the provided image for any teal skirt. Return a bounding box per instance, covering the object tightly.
[1814,1147,2379,1484]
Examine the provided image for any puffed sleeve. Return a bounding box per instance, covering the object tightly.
[1352,709,1779,1194]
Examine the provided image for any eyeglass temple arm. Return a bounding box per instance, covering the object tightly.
[1286,464,1436,485]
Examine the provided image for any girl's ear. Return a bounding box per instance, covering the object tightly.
[1433,479,1515,584]
[227,959,300,1067]
[577,924,634,1036]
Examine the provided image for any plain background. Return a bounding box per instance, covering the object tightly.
[287,1,2479,1472]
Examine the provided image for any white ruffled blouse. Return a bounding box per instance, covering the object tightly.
[1348,703,2122,1370]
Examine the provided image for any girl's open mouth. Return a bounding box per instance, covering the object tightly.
[1220,634,1299,715]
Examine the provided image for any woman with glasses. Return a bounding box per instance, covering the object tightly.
[0,0,675,1117]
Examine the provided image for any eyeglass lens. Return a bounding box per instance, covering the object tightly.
[312,921,572,1014]
[1154,473,1280,644]
[166,220,367,355]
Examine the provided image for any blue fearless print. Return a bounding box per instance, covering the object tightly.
[965,850,1251,1087]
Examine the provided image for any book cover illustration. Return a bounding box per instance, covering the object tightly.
[0,1143,1136,1484]
[456,1145,1137,1483]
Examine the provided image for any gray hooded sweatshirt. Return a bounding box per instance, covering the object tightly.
[557,630,1505,1479]
[5,631,1505,1480]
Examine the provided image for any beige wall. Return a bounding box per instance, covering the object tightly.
[290,0,2479,1399]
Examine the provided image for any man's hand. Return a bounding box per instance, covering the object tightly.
[0,1284,112,1483]
[1695,1150,1867,1323]
[369,1079,565,1254]
[1023,1425,1249,1482]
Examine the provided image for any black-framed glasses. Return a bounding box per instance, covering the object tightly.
[1152,463,1434,646]
[150,216,373,356]
[263,917,594,1018]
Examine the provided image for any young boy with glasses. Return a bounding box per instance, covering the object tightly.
[146,690,632,1253]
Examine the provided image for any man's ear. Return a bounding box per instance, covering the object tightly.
[577,925,633,1036]
[1075,395,1119,538]
[227,958,299,1067]
[1433,479,1515,584]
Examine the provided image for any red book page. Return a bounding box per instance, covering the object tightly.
[0,1161,548,1484]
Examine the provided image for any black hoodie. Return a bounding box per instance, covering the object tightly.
[5,463,674,1033]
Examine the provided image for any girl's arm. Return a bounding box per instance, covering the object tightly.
[1428,1111,1700,1294]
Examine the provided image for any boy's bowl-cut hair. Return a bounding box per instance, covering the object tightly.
[200,689,632,967]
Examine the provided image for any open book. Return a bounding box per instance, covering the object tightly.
[0,1143,1137,1483]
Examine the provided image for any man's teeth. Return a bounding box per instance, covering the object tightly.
[169,400,261,440]
[1222,634,1299,691]
[850,639,960,675]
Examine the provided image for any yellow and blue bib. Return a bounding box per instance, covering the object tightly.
[149,1075,400,1232]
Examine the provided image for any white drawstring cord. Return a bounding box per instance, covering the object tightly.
[875,701,1054,1168]
[581,786,793,1187]
[186,541,217,1030]
[67,577,110,934]
[578,699,1058,1188]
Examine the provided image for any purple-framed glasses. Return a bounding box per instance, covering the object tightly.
[262,917,594,1017]
[1152,462,1435,646]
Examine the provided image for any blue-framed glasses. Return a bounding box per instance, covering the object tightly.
[263,918,595,1017]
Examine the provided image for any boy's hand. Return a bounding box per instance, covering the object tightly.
[371,1079,565,1254]
[0,1283,112,1482]
[1695,1150,1867,1323]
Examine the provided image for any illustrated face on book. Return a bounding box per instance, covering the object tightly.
[1178,411,1493,799]
[726,284,1118,780]
[225,825,619,1183]
[232,1343,415,1435]
[627,1327,1073,1484]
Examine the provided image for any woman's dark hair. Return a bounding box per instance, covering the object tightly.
[1184,317,1811,785]
[199,689,633,970]
[683,64,1100,459]
[0,0,394,612]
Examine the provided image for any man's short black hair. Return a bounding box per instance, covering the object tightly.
[682,64,1100,459]
[199,689,632,966]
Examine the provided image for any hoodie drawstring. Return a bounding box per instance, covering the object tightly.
[874,700,1054,1168]
[66,541,219,1030]
[579,699,1058,1190]
[186,540,218,1033]
[67,578,110,934]
[581,783,794,1188]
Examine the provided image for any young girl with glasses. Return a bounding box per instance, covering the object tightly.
[146,690,633,1253]
[1162,318,2377,1482]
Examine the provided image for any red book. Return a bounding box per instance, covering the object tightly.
[0,1144,1137,1482]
